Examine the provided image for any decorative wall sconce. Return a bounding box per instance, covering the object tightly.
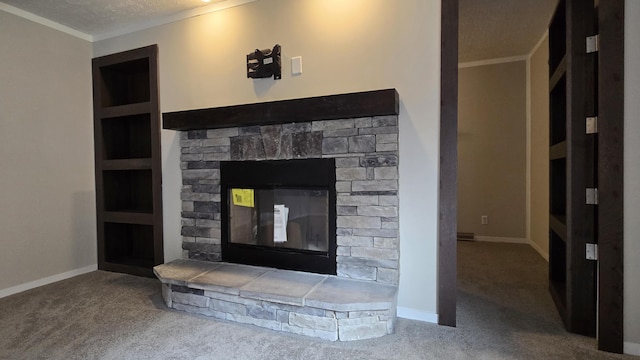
[247,44,281,80]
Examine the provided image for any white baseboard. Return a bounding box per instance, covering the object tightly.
[474,236,549,261]
[397,307,439,324]
[624,341,640,356]
[475,236,529,244]
[528,240,549,262]
[0,264,98,299]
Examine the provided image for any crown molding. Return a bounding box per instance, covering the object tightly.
[0,2,92,41]
[1,0,258,43]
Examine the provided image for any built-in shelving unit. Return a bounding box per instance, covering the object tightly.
[92,45,163,277]
[547,0,597,337]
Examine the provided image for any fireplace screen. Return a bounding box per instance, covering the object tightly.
[220,159,337,275]
[229,188,329,252]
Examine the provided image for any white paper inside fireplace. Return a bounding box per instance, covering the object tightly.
[273,204,288,243]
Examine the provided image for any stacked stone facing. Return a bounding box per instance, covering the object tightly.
[155,260,398,341]
[179,115,399,285]
[161,282,396,342]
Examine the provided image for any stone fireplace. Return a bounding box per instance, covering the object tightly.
[178,111,399,284]
[155,89,400,341]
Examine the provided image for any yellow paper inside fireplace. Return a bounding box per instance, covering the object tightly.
[231,189,255,207]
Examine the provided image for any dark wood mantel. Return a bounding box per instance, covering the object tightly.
[162,89,399,131]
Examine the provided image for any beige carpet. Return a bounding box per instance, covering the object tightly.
[0,242,633,359]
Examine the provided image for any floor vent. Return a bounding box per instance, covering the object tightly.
[457,232,475,241]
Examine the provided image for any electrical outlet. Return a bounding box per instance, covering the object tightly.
[481,215,488,225]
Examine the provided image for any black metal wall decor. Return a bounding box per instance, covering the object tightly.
[247,44,281,80]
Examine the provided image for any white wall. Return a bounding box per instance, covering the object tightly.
[92,0,442,319]
[0,11,96,293]
[624,0,640,354]
[529,35,550,259]
[458,61,527,240]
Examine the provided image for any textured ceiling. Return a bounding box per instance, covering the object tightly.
[2,0,558,60]
[0,0,226,37]
[459,0,559,63]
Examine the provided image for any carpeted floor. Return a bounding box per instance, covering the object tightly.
[0,242,634,359]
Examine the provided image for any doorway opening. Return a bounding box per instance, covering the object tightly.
[455,0,559,340]
[440,0,624,353]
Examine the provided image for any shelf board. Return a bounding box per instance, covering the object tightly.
[101,260,155,278]
[550,141,567,160]
[550,55,567,90]
[550,214,567,242]
[102,158,153,170]
[100,102,151,118]
[103,211,155,225]
[163,88,399,131]
[93,45,156,68]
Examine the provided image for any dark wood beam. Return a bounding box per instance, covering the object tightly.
[438,0,458,327]
[163,89,399,131]
[597,0,624,353]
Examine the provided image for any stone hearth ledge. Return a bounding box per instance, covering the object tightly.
[154,259,398,341]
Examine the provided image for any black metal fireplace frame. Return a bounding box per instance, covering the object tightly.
[220,158,337,275]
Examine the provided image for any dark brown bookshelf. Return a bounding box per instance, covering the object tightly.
[92,45,163,277]
[547,0,597,337]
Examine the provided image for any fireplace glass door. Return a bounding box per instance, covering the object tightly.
[229,188,329,252]
[220,158,336,275]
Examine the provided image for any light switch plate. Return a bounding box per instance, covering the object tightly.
[291,56,302,75]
